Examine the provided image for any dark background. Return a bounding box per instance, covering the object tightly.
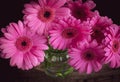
[0,0,120,82]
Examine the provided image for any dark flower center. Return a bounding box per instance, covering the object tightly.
[91,27,105,43]
[76,9,85,17]
[67,32,74,37]
[62,28,78,38]
[83,50,95,61]
[16,36,32,51]
[38,7,55,22]
[112,40,120,52]
[72,6,88,21]
[44,11,51,18]
[21,41,27,46]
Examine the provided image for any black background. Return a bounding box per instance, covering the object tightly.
[0,0,120,82]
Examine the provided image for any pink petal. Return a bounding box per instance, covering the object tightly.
[23,53,33,70]
[84,0,96,9]
[56,7,70,18]
[1,45,16,59]
[15,52,23,68]
[36,22,46,35]
[4,33,15,40]
[7,25,18,37]
[1,28,7,33]
[27,23,41,35]
[73,61,81,70]
[50,36,59,44]
[2,46,16,55]
[18,21,24,33]
[25,14,37,20]
[37,44,48,50]
[38,0,47,7]
[28,52,39,66]
[24,4,33,9]
[31,2,41,10]
[51,37,62,49]
[10,52,23,68]
[32,50,45,62]
[32,35,47,45]
[32,50,45,57]
[95,61,102,72]
[37,55,45,62]
[3,53,14,59]
[10,23,22,35]
[86,62,92,74]
[91,61,99,72]
[110,56,116,68]
[105,53,113,63]
[0,38,14,44]
[58,38,66,50]
[69,59,77,66]
[24,7,39,14]
[50,31,61,37]
[116,57,120,68]
[79,62,87,73]
[48,0,66,8]
[10,54,17,66]
[27,17,39,27]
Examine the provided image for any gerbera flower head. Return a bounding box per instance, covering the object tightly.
[23,0,71,35]
[49,16,91,50]
[90,11,113,44]
[104,24,120,68]
[0,21,48,70]
[67,0,96,21]
[68,39,105,74]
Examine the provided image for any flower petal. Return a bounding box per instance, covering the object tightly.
[56,7,70,18]
[48,0,66,8]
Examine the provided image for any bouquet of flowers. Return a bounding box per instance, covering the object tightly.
[0,0,120,77]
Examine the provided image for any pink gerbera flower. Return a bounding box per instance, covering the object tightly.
[67,0,96,21]
[0,21,48,70]
[49,16,91,50]
[23,0,70,35]
[104,24,120,68]
[90,11,113,44]
[68,39,105,74]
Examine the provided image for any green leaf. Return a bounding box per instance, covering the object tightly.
[64,67,74,76]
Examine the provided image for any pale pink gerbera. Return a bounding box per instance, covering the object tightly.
[23,0,70,35]
[68,39,105,74]
[104,24,120,68]
[67,0,96,21]
[49,16,91,50]
[90,11,113,44]
[0,21,48,70]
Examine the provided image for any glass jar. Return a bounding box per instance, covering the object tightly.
[44,48,73,78]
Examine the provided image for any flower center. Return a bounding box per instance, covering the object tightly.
[21,41,27,46]
[91,27,105,43]
[112,40,120,52]
[72,6,88,21]
[82,50,95,61]
[62,28,78,39]
[38,7,55,22]
[44,11,51,18]
[15,36,32,51]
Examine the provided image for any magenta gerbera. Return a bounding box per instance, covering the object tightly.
[0,21,48,70]
[90,12,113,44]
[104,24,120,68]
[49,16,91,50]
[67,0,96,21]
[23,0,71,35]
[68,39,105,74]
